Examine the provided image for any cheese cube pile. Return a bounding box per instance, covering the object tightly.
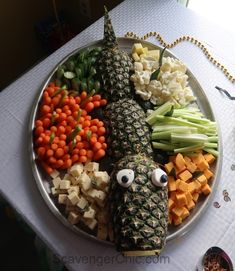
[50,162,113,241]
[165,152,215,226]
[130,43,196,106]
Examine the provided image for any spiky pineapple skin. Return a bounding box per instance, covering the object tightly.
[109,154,168,252]
[103,98,153,161]
[98,49,133,101]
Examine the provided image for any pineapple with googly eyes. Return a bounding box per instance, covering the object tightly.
[98,7,168,256]
[109,155,168,256]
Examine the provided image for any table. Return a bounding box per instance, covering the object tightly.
[1,0,235,270]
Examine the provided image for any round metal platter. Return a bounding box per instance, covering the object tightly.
[29,37,222,247]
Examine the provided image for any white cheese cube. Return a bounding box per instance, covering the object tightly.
[86,189,98,199]
[79,172,91,191]
[70,176,79,185]
[83,218,97,230]
[58,194,67,204]
[83,206,96,219]
[134,62,143,72]
[52,177,61,189]
[63,173,71,180]
[51,187,58,196]
[146,49,160,60]
[84,162,99,172]
[95,190,106,201]
[68,191,80,206]
[68,211,80,225]
[132,43,143,54]
[59,180,71,190]
[93,172,110,189]
[50,169,60,179]
[68,186,80,195]
[97,224,108,240]
[94,191,106,206]
[132,52,140,61]
[68,163,84,177]
[77,196,88,210]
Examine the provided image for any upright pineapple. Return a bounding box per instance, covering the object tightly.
[97,6,133,101]
[99,7,168,256]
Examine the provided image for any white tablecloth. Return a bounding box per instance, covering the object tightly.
[1,0,235,270]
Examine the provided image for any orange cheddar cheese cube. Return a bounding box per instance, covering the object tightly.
[181,207,190,219]
[186,161,197,173]
[175,153,186,171]
[201,184,212,195]
[204,168,214,181]
[197,174,207,186]
[178,181,189,192]
[168,176,177,191]
[187,199,196,210]
[176,193,187,206]
[194,180,202,192]
[172,206,184,217]
[179,170,192,182]
[168,198,175,209]
[192,192,200,202]
[170,191,177,201]
[173,215,182,226]
[175,179,182,189]
[197,160,209,171]
[185,191,193,203]
[191,152,204,165]
[165,162,174,174]
[184,156,192,163]
[204,153,216,164]
[188,182,196,194]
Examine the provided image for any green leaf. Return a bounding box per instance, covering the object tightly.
[150,47,167,81]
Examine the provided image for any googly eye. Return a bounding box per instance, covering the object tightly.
[116,169,135,188]
[151,168,168,187]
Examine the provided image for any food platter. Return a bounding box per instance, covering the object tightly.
[29,37,222,247]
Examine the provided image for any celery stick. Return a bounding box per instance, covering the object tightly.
[174,144,204,153]
[146,101,173,125]
[208,136,218,142]
[155,115,207,130]
[179,114,210,124]
[171,133,208,143]
[203,148,219,157]
[204,142,218,148]
[152,125,197,133]
[152,142,175,151]
[151,131,172,140]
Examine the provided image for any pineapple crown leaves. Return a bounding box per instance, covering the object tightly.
[103,6,118,49]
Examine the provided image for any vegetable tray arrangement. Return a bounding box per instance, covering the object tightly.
[29,8,221,256]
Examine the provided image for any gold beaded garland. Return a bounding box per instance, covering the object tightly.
[124,31,235,83]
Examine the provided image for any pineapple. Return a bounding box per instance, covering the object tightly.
[104,98,153,160]
[97,6,133,101]
[98,7,168,255]
[109,155,168,255]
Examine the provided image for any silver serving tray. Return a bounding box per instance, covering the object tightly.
[29,37,222,246]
